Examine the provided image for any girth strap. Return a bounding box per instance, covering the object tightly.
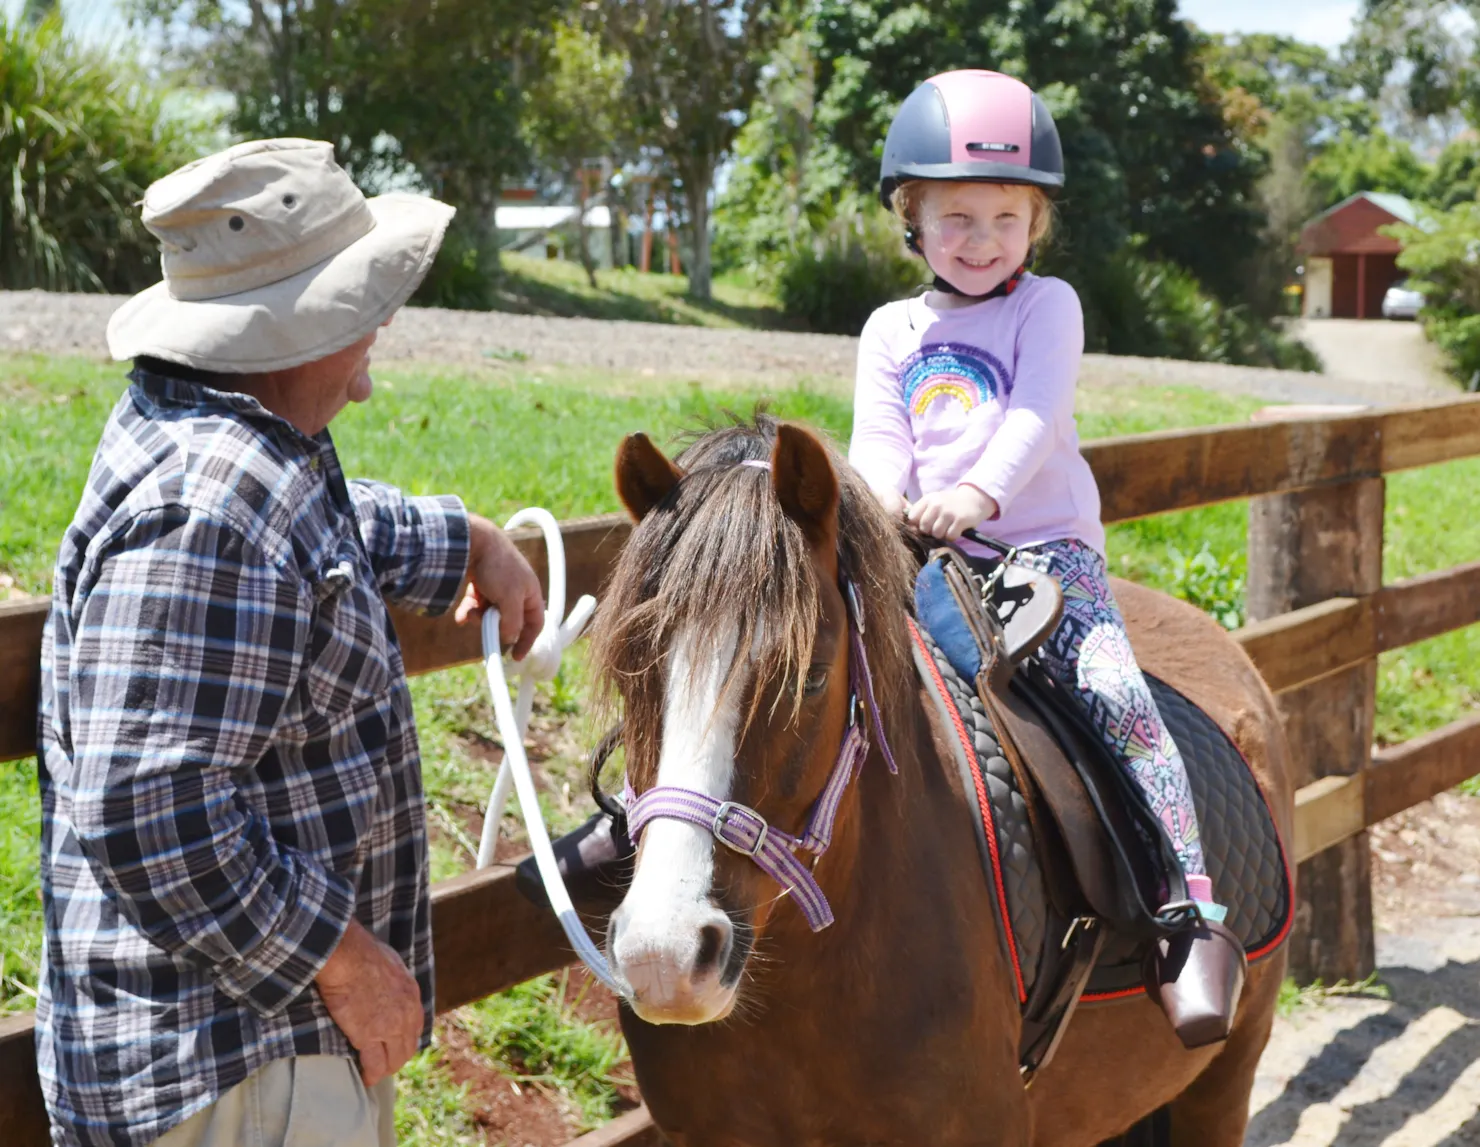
[1018,915,1106,1086]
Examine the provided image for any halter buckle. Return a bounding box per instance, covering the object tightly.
[713,801,769,858]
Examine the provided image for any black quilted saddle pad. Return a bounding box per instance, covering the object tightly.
[910,623,1293,1006]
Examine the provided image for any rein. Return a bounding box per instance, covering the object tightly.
[620,482,899,931]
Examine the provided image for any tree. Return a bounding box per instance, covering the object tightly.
[593,0,788,301]
[1389,200,1480,384]
[1,13,208,292]
[713,28,828,279]
[131,0,564,294]
[524,21,633,287]
[1202,32,1354,123]
[1304,128,1430,206]
[1428,135,1480,207]
[1345,0,1477,144]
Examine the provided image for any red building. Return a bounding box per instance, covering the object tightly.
[1298,192,1420,320]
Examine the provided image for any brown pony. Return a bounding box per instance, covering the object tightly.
[587,416,1293,1146]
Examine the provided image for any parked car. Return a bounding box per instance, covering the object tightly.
[1382,279,1425,319]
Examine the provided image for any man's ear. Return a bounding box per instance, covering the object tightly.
[771,423,839,550]
[615,432,683,521]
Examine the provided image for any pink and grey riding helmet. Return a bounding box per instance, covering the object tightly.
[878,70,1065,207]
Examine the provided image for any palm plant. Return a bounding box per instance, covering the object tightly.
[0,14,205,293]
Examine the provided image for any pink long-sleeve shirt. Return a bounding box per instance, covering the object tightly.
[848,273,1105,555]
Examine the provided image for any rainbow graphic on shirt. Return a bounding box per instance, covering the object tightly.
[899,343,1011,417]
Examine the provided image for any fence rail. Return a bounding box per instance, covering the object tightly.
[3,396,1480,1143]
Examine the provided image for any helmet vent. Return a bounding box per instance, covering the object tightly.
[966,141,1021,154]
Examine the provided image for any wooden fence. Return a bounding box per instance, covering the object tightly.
[3,397,1480,1144]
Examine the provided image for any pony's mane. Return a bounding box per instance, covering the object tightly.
[587,414,917,785]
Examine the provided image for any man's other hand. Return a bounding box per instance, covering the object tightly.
[455,514,546,660]
[315,919,424,1087]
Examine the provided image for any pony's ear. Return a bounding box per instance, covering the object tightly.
[771,424,839,549]
[615,432,683,521]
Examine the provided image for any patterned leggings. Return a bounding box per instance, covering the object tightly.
[1010,539,1207,879]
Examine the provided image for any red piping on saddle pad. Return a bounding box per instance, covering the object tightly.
[910,620,1297,1009]
[909,619,1028,1005]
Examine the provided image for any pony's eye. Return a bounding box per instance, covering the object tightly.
[803,667,829,696]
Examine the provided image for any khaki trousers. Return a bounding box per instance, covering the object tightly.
[152,1056,395,1147]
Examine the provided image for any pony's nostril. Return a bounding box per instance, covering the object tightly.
[695,921,732,973]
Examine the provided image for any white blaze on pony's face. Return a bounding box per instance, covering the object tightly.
[608,624,743,1024]
[600,422,853,1025]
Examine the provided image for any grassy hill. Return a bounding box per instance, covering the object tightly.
[474,252,790,329]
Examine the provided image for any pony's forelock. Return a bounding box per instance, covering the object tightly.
[588,415,915,787]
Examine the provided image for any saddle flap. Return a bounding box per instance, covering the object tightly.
[976,683,1123,921]
[1012,667,1184,938]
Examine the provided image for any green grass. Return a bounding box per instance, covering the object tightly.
[485,252,789,330]
[1275,972,1391,1018]
[454,970,632,1131]
[3,353,1480,1133]
[393,1047,482,1146]
[0,760,42,1015]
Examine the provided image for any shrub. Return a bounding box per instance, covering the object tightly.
[1419,311,1480,391]
[0,14,209,293]
[776,201,927,335]
[1164,544,1245,630]
[412,217,504,311]
[1070,241,1320,371]
[1388,202,1480,389]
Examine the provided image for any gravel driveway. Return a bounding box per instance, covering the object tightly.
[1,290,1458,407]
[1292,319,1457,396]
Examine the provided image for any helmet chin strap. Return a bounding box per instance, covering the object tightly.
[932,267,1026,300]
[906,227,1034,301]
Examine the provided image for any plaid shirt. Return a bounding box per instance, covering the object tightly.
[36,365,470,1147]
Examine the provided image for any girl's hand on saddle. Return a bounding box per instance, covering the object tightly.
[907,485,999,541]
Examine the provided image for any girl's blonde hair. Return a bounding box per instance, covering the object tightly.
[890,180,1056,246]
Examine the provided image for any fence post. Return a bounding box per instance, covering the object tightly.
[1247,470,1384,984]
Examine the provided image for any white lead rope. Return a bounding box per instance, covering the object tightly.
[475,507,622,995]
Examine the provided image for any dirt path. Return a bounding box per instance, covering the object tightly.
[1250,793,1480,1146]
[1292,319,1457,397]
[1,290,1459,406]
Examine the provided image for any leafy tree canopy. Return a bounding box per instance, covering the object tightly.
[1427,135,1480,207]
[1346,0,1480,124]
[1390,199,1480,383]
[1305,127,1430,206]
[1201,32,1352,123]
[129,0,564,218]
[523,20,633,285]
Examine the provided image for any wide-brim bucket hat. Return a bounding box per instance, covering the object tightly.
[107,137,455,373]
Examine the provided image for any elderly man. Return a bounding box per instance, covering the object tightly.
[36,139,544,1147]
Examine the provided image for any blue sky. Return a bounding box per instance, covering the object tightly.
[1177,0,1359,48]
[13,0,1362,53]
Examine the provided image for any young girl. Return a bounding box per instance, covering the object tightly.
[849,69,1244,1048]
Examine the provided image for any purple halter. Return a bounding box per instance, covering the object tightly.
[624,574,898,932]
